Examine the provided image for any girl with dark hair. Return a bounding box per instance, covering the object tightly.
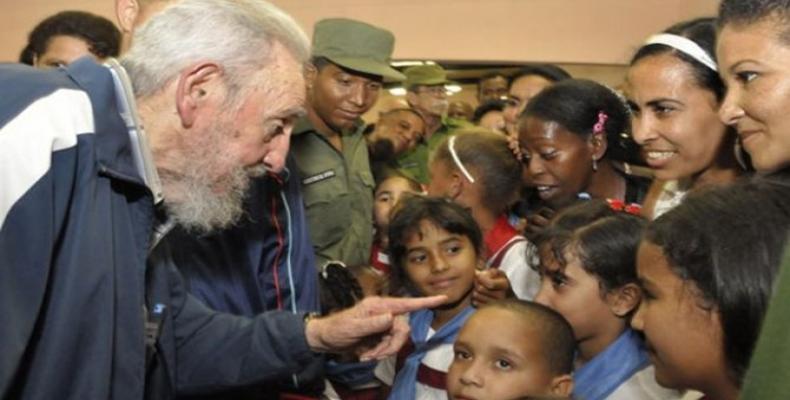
[428,128,540,300]
[625,18,744,219]
[518,79,649,213]
[534,200,679,400]
[375,196,482,399]
[632,177,790,400]
[370,170,422,279]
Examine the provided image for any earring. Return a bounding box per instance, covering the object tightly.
[592,157,598,172]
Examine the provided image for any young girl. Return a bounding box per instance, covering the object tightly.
[371,170,423,277]
[376,196,482,399]
[428,128,540,300]
[633,178,790,399]
[625,18,743,219]
[517,79,650,226]
[447,299,575,400]
[534,200,680,400]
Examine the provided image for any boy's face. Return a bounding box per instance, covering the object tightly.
[447,307,572,400]
[533,244,617,346]
[374,177,420,233]
[403,220,478,306]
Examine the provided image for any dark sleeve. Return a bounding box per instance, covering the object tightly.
[0,99,80,395]
[164,261,319,395]
[740,246,790,399]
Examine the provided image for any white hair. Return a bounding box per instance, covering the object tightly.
[120,0,309,98]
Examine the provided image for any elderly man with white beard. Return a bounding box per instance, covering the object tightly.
[0,1,445,399]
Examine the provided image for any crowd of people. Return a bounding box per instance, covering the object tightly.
[2,0,790,399]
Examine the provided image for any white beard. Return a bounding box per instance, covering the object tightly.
[158,119,268,234]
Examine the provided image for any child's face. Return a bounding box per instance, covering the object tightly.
[403,219,478,306]
[631,241,726,391]
[447,307,572,400]
[533,244,619,346]
[374,177,419,232]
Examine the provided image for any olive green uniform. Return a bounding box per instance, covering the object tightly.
[290,117,374,269]
[396,117,471,184]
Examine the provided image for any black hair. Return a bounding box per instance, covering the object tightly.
[510,64,571,86]
[388,196,482,291]
[522,79,630,152]
[432,129,523,214]
[644,177,790,385]
[719,0,790,43]
[481,299,576,375]
[536,200,647,294]
[471,99,506,123]
[318,262,364,315]
[22,11,121,65]
[480,71,508,82]
[631,18,726,101]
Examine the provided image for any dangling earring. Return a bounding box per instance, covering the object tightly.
[592,157,598,172]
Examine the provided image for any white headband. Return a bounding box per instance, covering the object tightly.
[643,33,718,72]
[448,135,475,183]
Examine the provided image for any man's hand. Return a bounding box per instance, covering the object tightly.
[304,295,446,361]
[472,269,513,307]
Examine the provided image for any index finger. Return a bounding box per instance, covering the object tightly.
[369,295,447,315]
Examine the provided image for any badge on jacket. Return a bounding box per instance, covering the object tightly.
[302,169,336,186]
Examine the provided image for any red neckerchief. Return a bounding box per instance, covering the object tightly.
[369,240,390,275]
[484,215,520,260]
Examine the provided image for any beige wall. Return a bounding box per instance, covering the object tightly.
[1,0,718,64]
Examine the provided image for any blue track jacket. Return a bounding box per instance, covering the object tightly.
[0,59,318,399]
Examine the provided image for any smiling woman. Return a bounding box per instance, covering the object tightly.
[625,17,743,219]
[717,10,790,174]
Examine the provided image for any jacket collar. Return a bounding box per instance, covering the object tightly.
[65,58,163,203]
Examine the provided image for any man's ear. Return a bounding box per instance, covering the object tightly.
[405,91,418,108]
[175,62,223,128]
[607,283,642,317]
[115,0,140,33]
[305,63,317,92]
[549,374,574,396]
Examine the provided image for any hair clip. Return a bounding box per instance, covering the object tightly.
[593,111,608,135]
[606,198,642,215]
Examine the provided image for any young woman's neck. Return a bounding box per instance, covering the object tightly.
[699,376,740,400]
[576,319,626,367]
[586,160,627,201]
[691,134,743,189]
[431,292,472,330]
